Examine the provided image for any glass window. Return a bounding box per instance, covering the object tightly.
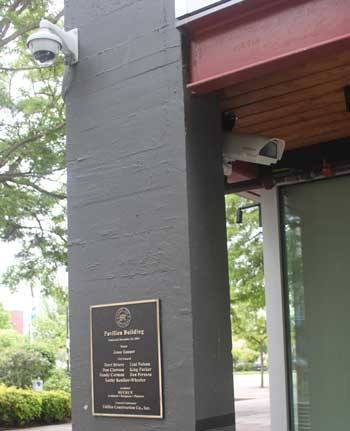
[280,176,350,431]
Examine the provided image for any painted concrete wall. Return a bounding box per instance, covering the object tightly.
[185,94,234,428]
[65,1,233,430]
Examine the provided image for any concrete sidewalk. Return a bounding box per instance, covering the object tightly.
[234,373,271,431]
[8,425,71,431]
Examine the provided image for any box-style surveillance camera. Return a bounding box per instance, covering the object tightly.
[223,132,285,174]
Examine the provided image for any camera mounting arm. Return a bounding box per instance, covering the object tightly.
[40,19,78,65]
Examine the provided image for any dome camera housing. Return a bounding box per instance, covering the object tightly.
[27,28,62,66]
[27,19,78,67]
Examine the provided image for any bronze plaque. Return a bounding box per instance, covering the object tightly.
[90,299,163,418]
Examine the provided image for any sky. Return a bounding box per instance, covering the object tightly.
[0,241,37,333]
[0,241,25,308]
[0,239,67,334]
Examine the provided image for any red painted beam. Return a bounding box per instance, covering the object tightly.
[186,0,350,93]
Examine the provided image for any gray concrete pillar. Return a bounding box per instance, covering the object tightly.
[65,1,234,430]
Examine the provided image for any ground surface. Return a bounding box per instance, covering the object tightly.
[12,426,71,431]
[13,373,270,431]
[234,372,271,431]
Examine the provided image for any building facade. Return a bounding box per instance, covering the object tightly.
[66,1,350,430]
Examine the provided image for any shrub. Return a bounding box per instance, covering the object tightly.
[39,391,71,423]
[0,386,42,426]
[44,368,71,393]
[0,386,71,427]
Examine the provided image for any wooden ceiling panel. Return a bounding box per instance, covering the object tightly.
[223,64,350,109]
[219,50,350,151]
[222,79,347,116]
[254,113,349,141]
[236,98,345,131]
[288,124,350,149]
[221,51,350,98]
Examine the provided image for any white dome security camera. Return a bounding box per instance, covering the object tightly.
[27,28,62,66]
[223,132,285,176]
[27,19,78,66]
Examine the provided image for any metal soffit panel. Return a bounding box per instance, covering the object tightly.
[175,0,243,20]
[176,0,225,18]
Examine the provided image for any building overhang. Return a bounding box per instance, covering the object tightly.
[175,0,244,23]
[178,0,350,94]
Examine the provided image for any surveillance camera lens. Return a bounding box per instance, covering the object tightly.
[259,141,277,159]
[33,50,56,64]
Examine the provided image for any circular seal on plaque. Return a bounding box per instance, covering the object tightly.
[115,307,132,328]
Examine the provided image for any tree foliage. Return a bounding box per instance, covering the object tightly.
[232,340,259,371]
[226,194,268,386]
[0,298,68,389]
[32,299,67,365]
[44,368,70,392]
[0,345,55,388]
[0,0,66,298]
[0,303,11,329]
[0,328,25,350]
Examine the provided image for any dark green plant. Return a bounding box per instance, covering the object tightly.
[0,386,71,427]
[0,387,42,426]
[0,346,55,388]
[44,368,71,393]
[39,390,71,423]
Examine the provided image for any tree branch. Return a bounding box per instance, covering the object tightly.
[23,182,66,200]
[4,176,66,200]
[0,23,36,48]
[0,168,65,182]
[0,122,65,167]
[0,65,42,72]
[0,0,23,34]
[0,9,64,49]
